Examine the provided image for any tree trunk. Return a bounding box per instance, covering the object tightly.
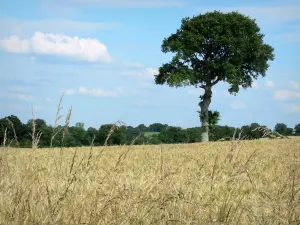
[199,86,212,142]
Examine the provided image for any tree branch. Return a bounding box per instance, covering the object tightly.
[211,77,220,86]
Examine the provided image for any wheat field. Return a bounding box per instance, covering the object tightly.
[0,138,300,225]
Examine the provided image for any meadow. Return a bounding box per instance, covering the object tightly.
[0,138,300,224]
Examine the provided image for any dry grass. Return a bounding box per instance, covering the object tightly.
[1,138,300,224]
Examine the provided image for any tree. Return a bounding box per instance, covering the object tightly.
[85,127,98,145]
[96,124,127,146]
[137,124,147,132]
[69,122,87,146]
[158,126,186,143]
[149,123,168,132]
[285,128,293,136]
[274,123,288,135]
[154,11,274,142]
[294,124,300,136]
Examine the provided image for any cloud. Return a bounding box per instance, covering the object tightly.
[32,105,46,111]
[121,60,143,68]
[63,89,76,95]
[230,100,246,110]
[0,92,37,102]
[0,18,118,36]
[252,81,260,89]
[79,86,125,97]
[120,67,158,80]
[0,36,30,53]
[279,25,300,43]
[290,104,300,113]
[0,32,112,63]
[200,5,300,27]
[289,80,300,90]
[45,97,52,102]
[48,0,185,7]
[251,80,274,89]
[264,80,275,88]
[188,88,203,96]
[273,90,300,100]
[8,86,29,92]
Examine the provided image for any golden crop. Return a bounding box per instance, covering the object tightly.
[1,138,299,224]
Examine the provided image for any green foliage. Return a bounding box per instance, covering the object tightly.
[294,124,300,136]
[185,127,202,143]
[274,123,293,136]
[0,114,298,148]
[96,124,127,146]
[155,11,274,92]
[69,123,87,146]
[154,10,275,142]
[148,123,168,132]
[158,126,187,143]
[144,132,160,138]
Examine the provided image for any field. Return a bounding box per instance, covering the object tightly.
[144,132,160,138]
[1,138,300,224]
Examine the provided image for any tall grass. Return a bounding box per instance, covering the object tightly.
[0,138,299,224]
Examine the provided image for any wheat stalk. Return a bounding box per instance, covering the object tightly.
[50,93,65,148]
[2,128,7,147]
[30,105,42,149]
[6,118,19,147]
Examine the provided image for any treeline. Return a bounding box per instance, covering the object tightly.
[0,115,299,148]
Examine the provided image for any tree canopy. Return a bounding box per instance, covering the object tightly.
[154,10,275,142]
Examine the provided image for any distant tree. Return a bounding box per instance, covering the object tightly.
[185,127,202,143]
[274,123,288,135]
[137,124,147,132]
[250,123,264,139]
[69,122,87,146]
[26,118,51,147]
[75,122,84,129]
[97,124,126,146]
[125,126,141,144]
[285,128,293,136]
[158,126,186,143]
[294,124,300,136]
[149,123,168,132]
[154,11,274,142]
[0,115,24,146]
[85,127,98,145]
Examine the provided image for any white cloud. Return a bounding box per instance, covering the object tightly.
[120,67,158,80]
[79,86,125,97]
[251,80,274,89]
[188,88,204,96]
[32,105,46,111]
[289,80,300,90]
[264,80,275,88]
[200,5,300,27]
[8,86,29,92]
[280,25,300,43]
[121,60,143,68]
[51,0,185,7]
[0,32,112,63]
[63,89,76,95]
[273,90,300,100]
[230,100,246,110]
[0,18,118,36]
[0,92,37,102]
[252,81,260,89]
[45,97,52,102]
[290,104,300,113]
[0,36,30,53]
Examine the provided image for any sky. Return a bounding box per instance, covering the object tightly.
[0,0,299,130]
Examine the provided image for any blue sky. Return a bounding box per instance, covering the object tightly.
[0,0,299,130]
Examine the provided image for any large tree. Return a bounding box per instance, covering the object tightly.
[154,11,274,142]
